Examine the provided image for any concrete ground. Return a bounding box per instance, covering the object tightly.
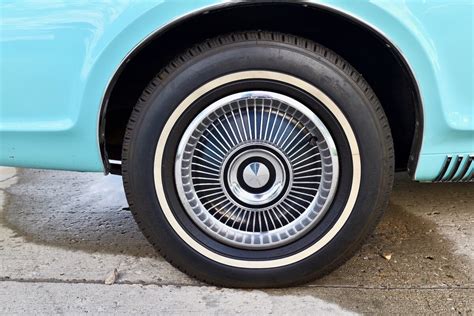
[0,167,472,314]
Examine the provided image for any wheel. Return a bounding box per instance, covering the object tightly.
[122,31,394,288]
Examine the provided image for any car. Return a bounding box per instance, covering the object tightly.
[1,1,472,288]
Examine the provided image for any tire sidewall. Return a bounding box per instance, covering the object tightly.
[123,42,388,287]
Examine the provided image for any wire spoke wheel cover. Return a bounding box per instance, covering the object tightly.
[176,91,339,249]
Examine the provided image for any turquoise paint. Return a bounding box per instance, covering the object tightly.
[0,1,473,180]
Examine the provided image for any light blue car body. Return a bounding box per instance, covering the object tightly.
[0,0,473,181]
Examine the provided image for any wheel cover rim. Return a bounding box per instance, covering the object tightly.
[175,91,339,249]
[154,71,361,268]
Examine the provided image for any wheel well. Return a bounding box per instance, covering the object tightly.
[102,2,422,174]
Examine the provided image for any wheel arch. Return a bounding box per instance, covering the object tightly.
[99,1,424,176]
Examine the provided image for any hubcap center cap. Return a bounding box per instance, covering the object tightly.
[225,146,288,207]
[243,162,270,188]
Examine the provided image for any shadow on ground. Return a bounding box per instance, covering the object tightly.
[3,169,472,288]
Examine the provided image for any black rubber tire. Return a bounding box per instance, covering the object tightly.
[122,31,394,288]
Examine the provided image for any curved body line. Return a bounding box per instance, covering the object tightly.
[98,1,424,176]
[0,1,472,181]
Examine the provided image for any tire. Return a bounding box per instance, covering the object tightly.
[122,31,394,288]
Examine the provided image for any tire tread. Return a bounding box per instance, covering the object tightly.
[122,31,394,288]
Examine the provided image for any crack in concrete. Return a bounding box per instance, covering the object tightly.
[1,278,472,290]
[0,175,16,183]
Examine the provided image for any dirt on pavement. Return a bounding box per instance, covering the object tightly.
[0,168,472,314]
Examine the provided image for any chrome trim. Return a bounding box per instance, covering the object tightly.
[434,155,452,182]
[455,156,473,182]
[444,156,463,182]
[108,159,122,165]
[435,155,474,182]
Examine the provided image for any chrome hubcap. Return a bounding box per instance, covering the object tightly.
[175,91,339,249]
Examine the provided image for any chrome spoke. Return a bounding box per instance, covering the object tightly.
[254,101,258,140]
[281,200,303,216]
[288,140,311,159]
[246,100,253,140]
[263,100,273,140]
[287,193,311,206]
[231,108,245,143]
[291,147,319,165]
[259,101,265,140]
[238,103,249,141]
[223,115,239,145]
[292,181,319,185]
[224,206,241,225]
[198,190,225,200]
[192,176,221,181]
[269,207,284,228]
[276,116,293,146]
[293,160,320,172]
[293,185,318,191]
[195,187,223,194]
[290,189,316,198]
[283,127,305,152]
[293,167,322,175]
[280,121,299,147]
[217,203,237,221]
[200,135,227,157]
[191,162,220,172]
[271,111,288,143]
[293,174,322,180]
[192,169,219,177]
[194,148,223,164]
[211,121,233,150]
[192,155,222,169]
[292,153,320,168]
[267,101,281,142]
[192,182,221,186]
[202,195,227,208]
